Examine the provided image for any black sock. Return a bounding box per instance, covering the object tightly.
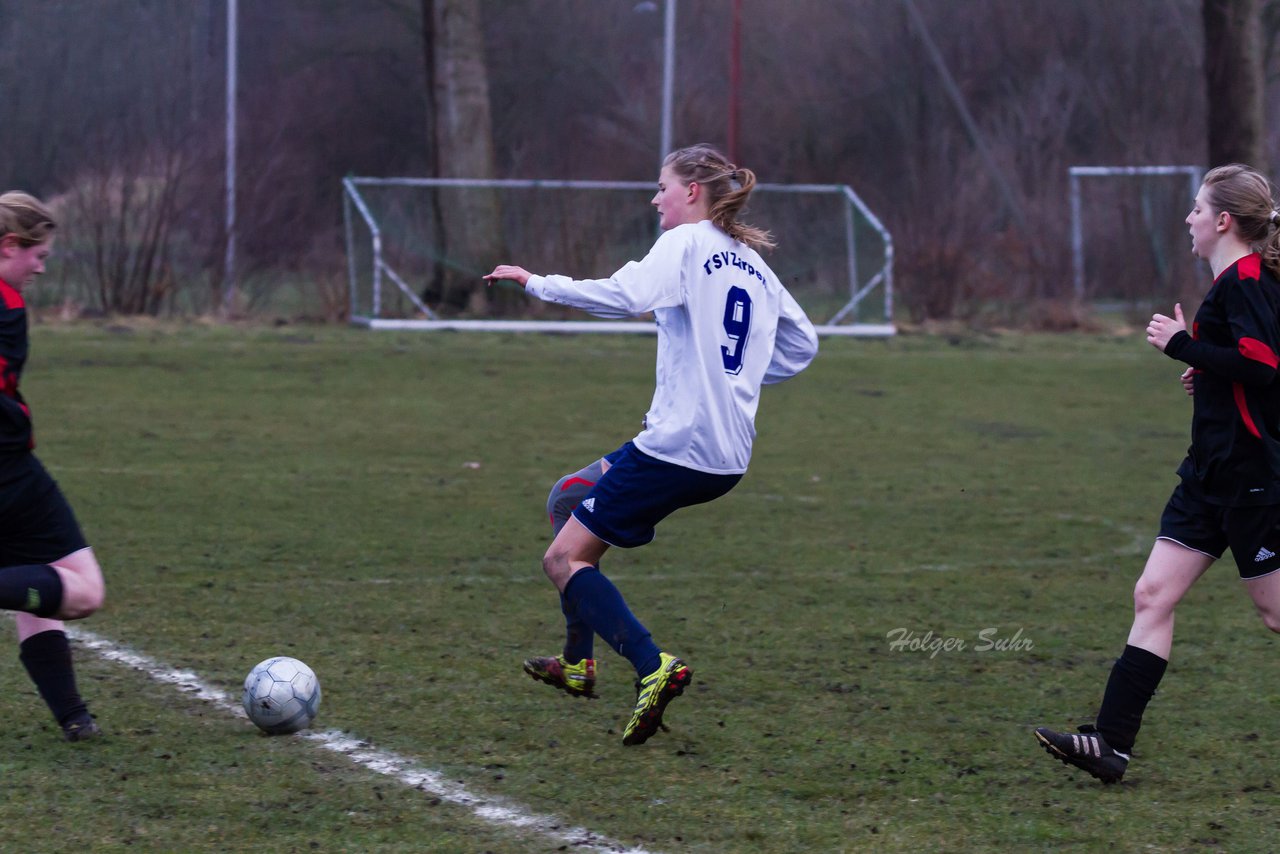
[0,564,62,617]
[1095,644,1168,754]
[20,630,88,726]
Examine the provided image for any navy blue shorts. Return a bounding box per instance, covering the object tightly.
[0,454,88,566]
[570,441,742,548]
[1159,481,1280,579]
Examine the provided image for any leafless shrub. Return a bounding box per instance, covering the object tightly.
[57,150,187,316]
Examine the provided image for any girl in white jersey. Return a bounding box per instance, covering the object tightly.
[485,144,818,746]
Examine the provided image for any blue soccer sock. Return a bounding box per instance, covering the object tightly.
[562,566,661,678]
[560,591,595,664]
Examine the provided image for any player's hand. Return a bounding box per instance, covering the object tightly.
[1180,366,1196,397]
[1147,303,1186,352]
[484,265,531,288]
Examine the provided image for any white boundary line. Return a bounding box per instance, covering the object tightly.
[66,626,656,854]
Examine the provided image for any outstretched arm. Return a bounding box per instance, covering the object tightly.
[488,230,689,319]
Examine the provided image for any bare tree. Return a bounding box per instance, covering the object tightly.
[420,0,508,315]
[1204,0,1266,169]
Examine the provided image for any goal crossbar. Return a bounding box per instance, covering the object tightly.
[343,176,894,336]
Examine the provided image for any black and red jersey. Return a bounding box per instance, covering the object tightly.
[1165,253,1280,505]
[0,278,33,454]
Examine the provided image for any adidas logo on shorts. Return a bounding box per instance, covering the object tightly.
[1255,546,1276,563]
[581,497,596,513]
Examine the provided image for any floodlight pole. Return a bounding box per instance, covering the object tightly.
[224,0,238,317]
[660,0,676,165]
[728,0,741,163]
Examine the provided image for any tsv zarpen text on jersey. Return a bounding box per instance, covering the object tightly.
[702,250,767,283]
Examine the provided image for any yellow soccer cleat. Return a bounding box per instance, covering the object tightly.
[523,654,598,699]
[622,652,692,746]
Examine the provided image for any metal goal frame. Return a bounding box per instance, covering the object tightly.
[1069,165,1202,302]
[343,176,895,337]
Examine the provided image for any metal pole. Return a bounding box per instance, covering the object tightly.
[843,199,858,320]
[1070,170,1084,301]
[728,0,741,163]
[223,0,237,316]
[342,189,356,319]
[660,0,676,165]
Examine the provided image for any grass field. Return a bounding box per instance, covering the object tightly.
[0,323,1278,852]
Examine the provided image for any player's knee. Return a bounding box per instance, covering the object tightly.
[542,545,565,577]
[1132,576,1170,616]
[52,553,105,619]
[541,544,575,589]
[60,580,104,619]
[1256,606,1280,634]
[83,579,105,614]
[59,595,101,620]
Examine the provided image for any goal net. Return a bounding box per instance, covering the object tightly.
[1069,166,1204,320]
[343,177,894,336]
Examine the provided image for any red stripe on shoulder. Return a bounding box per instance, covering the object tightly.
[0,279,24,310]
[1237,253,1262,282]
[1239,337,1280,368]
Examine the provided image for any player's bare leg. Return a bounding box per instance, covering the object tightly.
[1126,538,1214,658]
[1037,539,1211,782]
[50,547,105,620]
[1243,568,1280,633]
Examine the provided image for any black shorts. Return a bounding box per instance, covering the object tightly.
[1158,481,1280,579]
[571,441,742,548]
[0,453,88,566]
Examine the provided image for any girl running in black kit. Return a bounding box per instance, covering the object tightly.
[0,192,105,741]
[1035,164,1280,782]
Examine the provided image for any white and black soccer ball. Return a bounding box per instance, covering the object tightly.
[242,656,321,734]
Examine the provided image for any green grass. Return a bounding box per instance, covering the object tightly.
[1,323,1278,851]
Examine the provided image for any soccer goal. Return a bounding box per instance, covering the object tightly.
[1068,166,1203,315]
[343,177,895,336]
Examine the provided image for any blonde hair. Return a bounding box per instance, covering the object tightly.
[663,144,775,252]
[0,192,56,247]
[1202,164,1280,279]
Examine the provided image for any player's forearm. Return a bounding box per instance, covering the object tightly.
[1165,331,1277,385]
[525,274,642,319]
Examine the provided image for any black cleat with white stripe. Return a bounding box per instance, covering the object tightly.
[1034,724,1128,784]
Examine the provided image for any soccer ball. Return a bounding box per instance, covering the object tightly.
[242,656,321,734]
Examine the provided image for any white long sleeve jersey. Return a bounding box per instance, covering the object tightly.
[526,220,819,474]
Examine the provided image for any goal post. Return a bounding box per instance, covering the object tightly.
[1069,166,1202,308]
[342,176,895,337]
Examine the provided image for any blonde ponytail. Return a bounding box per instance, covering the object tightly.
[663,145,776,252]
